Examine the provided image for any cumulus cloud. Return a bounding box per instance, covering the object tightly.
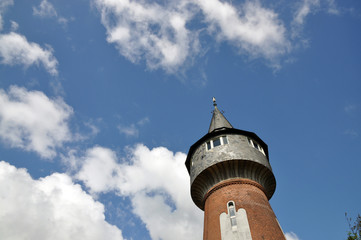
[0,32,58,75]
[94,0,199,73]
[94,0,290,72]
[0,86,72,158]
[197,0,289,60]
[0,1,58,75]
[75,144,203,240]
[285,231,300,240]
[0,161,124,240]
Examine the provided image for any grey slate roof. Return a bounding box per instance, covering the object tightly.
[208,105,233,133]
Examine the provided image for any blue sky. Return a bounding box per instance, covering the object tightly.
[0,0,360,239]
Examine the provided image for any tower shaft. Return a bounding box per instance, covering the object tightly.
[203,179,285,240]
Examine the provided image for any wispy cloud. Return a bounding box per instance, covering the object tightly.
[118,124,139,137]
[292,0,340,37]
[293,0,320,26]
[325,0,339,15]
[344,129,358,137]
[344,104,357,114]
[33,0,69,27]
[33,0,57,18]
[0,0,14,31]
[9,20,18,31]
[118,117,149,137]
[137,117,150,126]
[285,231,300,240]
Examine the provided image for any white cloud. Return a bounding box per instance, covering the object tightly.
[75,144,203,240]
[0,0,14,31]
[137,117,150,126]
[325,0,339,14]
[344,104,357,114]
[118,117,149,137]
[94,0,199,73]
[0,86,73,158]
[292,0,339,33]
[197,0,290,61]
[0,1,58,75]
[285,231,300,240]
[33,0,57,18]
[118,123,139,137]
[76,147,119,193]
[32,0,69,27]
[0,32,58,75]
[94,0,291,72]
[9,20,18,31]
[344,129,358,137]
[0,161,124,240]
[293,0,320,26]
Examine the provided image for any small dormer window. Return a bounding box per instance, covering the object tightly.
[206,136,228,150]
[247,137,265,155]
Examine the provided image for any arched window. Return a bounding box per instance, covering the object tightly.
[227,201,237,229]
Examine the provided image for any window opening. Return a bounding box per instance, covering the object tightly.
[207,141,212,150]
[247,137,265,156]
[206,136,228,150]
[213,137,221,147]
[227,201,237,229]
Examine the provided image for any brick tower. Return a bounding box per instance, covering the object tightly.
[185,99,285,240]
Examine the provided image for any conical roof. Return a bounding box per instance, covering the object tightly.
[208,98,233,133]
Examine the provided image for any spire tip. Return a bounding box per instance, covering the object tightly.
[212,97,217,107]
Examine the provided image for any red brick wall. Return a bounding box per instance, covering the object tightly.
[203,179,286,240]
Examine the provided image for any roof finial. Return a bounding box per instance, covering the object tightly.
[212,97,217,107]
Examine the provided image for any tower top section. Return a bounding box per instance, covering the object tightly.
[185,99,270,174]
[208,97,233,133]
[185,99,276,209]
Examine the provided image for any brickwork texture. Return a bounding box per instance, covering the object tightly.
[203,179,286,240]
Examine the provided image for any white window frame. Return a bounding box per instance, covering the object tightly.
[227,201,237,230]
[247,137,265,156]
[206,136,228,150]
